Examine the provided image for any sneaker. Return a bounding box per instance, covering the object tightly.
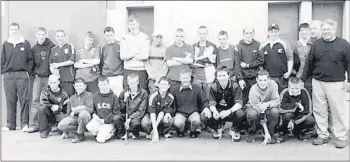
[312,137,329,145]
[2,127,10,132]
[213,128,223,139]
[51,126,59,133]
[121,133,128,140]
[246,133,256,143]
[40,130,50,138]
[27,127,39,133]
[335,139,347,149]
[297,133,308,141]
[129,132,137,139]
[60,132,68,139]
[146,134,152,140]
[21,125,29,132]
[190,131,198,138]
[164,132,172,138]
[72,134,84,143]
[176,128,185,137]
[229,129,241,142]
[269,134,278,144]
[275,133,283,143]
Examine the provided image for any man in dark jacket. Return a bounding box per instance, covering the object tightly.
[1,23,34,132]
[86,75,123,143]
[27,27,56,133]
[38,74,69,138]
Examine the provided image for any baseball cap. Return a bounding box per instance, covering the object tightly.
[268,23,279,31]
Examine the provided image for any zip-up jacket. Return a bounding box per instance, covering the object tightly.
[209,80,243,111]
[93,90,121,124]
[1,36,34,74]
[67,91,94,114]
[148,91,175,115]
[236,39,263,79]
[40,85,69,114]
[119,87,148,119]
[49,43,76,82]
[32,38,55,77]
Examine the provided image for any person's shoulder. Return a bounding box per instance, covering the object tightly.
[139,32,150,39]
[280,88,289,97]
[269,79,279,88]
[167,92,175,100]
[149,91,159,101]
[210,82,218,92]
[336,37,350,46]
[140,88,149,96]
[230,80,240,90]
[85,91,93,97]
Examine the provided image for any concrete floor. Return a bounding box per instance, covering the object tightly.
[1,131,349,161]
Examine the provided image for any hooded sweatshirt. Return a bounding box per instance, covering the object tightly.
[1,36,34,74]
[235,39,263,80]
[100,41,123,77]
[32,38,55,77]
[67,91,94,114]
[93,90,121,124]
[40,85,70,114]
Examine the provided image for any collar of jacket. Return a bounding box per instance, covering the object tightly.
[194,40,213,48]
[7,36,25,45]
[179,84,193,92]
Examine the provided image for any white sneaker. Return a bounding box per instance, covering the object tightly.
[129,132,137,139]
[21,125,29,132]
[2,127,10,132]
[213,128,223,139]
[146,134,152,139]
[121,133,128,140]
[229,129,240,142]
[164,132,172,138]
[60,132,68,139]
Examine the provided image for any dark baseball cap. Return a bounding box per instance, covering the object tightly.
[268,23,279,31]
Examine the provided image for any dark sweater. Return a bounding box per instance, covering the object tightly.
[40,85,69,114]
[301,37,350,82]
[209,80,243,111]
[279,88,312,124]
[67,91,94,114]
[170,84,209,117]
[236,39,263,79]
[1,37,34,74]
[32,38,55,77]
[100,42,123,77]
[216,45,236,76]
[93,90,121,124]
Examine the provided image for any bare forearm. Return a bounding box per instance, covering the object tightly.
[80,59,100,65]
[150,113,158,131]
[287,61,293,74]
[230,102,243,113]
[58,60,74,67]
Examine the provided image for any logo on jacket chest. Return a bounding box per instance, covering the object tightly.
[40,51,46,60]
[97,103,111,109]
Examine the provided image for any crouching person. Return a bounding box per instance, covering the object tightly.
[119,73,148,139]
[171,70,209,138]
[38,74,69,138]
[86,76,123,143]
[278,77,315,142]
[58,78,93,143]
[141,77,175,143]
[246,69,280,144]
[202,66,245,141]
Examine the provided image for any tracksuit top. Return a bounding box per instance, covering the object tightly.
[236,39,263,79]
[32,38,55,77]
[248,80,280,113]
[1,36,34,74]
[120,32,150,70]
[209,80,243,111]
[40,85,70,114]
[192,41,217,81]
[170,84,209,116]
[49,43,76,82]
[148,91,175,115]
[100,41,123,77]
[301,37,350,83]
[260,38,293,77]
[279,88,312,124]
[67,91,94,114]
[144,44,168,80]
[76,47,100,82]
[93,90,121,124]
[119,87,148,119]
[216,45,236,76]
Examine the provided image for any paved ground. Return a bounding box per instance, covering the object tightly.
[1,130,349,161]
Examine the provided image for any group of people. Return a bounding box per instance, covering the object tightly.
[1,15,349,149]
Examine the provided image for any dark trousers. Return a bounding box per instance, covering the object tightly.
[119,114,142,135]
[85,79,99,94]
[123,69,148,91]
[278,112,316,135]
[141,113,174,134]
[242,78,257,104]
[201,109,246,130]
[246,107,279,135]
[270,76,288,93]
[38,106,66,132]
[29,76,48,129]
[61,81,75,97]
[3,71,30,129]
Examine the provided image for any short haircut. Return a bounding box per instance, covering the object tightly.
[158,76,170,84]
[180,69,192,77]
[198,26,207,31]
[56,30,65,36]
[289,77,301,85]
[74,78,86,84]
[298,23,309,31]
[243,27,255,33]
[48,74,60,81]
[218,30,228,37]
[36,27,47,33]
[257,69,269,78]
[128,15,139,22]
[322,19,337,29]
[127,73,139,82]
[104,27,114,34]
[176,28,184,33]
[310,20,322,27]
[10,23,20,29]
[98,75,109,83]
[216,65,229,76]
[86,31,95,39]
